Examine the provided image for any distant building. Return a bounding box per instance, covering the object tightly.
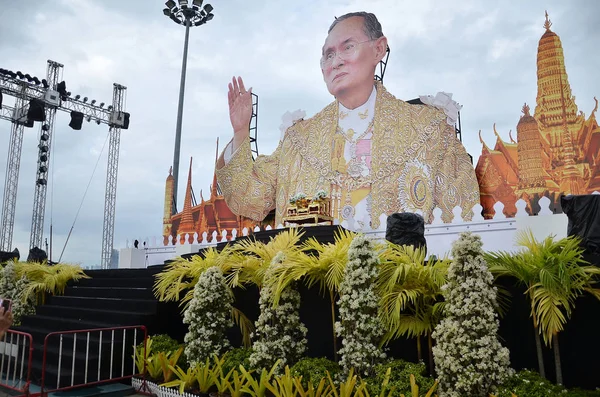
[476,12,600,217]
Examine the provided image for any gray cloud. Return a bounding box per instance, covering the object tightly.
[0,0,598,266]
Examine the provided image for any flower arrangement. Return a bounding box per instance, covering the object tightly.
[314,190,328,201]
[183,266,233,367]
[432,232,512,397]
[249,252,308,372]
[0,261,36,326]
[335,234,386,377]
[289,192,307,205]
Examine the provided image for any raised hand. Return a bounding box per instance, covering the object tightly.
[228,76,252,148]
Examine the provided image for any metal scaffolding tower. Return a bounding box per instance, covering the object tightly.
[0,60,129,266]
[0,83,27,251]
[30,60,63,250]
[101,84,126,269]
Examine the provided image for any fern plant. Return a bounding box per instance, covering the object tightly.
[14,261,88,305]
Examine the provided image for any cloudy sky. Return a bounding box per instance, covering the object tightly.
[0,0,598,267]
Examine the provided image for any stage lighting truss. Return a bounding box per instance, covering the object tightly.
[0,60,129,269]
[163,0,214,26]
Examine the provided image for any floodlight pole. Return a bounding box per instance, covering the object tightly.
[171,17,191,216]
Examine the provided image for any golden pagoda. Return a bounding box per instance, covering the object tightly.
[162,142,269,246]
[476,11,600,217]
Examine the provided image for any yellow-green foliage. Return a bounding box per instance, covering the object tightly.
[14,261,89,304]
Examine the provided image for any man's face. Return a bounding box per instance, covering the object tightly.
[321,16,380,99]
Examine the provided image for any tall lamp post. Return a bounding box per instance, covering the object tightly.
[163,0,214,215]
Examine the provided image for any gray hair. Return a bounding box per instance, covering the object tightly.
[328,12,384,40]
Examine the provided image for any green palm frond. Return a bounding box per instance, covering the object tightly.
[230,306,254,348]
[14,262,89,304]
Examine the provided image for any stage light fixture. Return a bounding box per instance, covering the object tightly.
[83,97,88,103]
[205,13,214,22]
[38,145,49,153]
[32,77,40,85]
[75,94,81,100]
[91,99,96,105]
[86,115,92,122]
[163,8,171,16]
[8,71,16,78]
[42,79,49,88]
[170,14,180,23]
[204,3,213,13]
[96,119,101,125]
[179,0,188,7]
[17,71,24,79]
[41,133,49,141]
[24,74,32,81]
[165,0,176,9]
[39,166,47,173]
[99,102,105,108]
[40,154,47,162]
[192,0,203,7]
[37,178,47,186]
[41,124,50,131]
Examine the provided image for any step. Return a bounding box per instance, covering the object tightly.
[35,306,155,326]
[63,286,155,300]
[19,315,123,333]
[46,296,158,313]
[75,277,156,288]
[84,268,164,279]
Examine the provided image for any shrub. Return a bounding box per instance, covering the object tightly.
[336,234,386,377]
[221,348,252,375]
[0,262,35,325]
[367,359,435,397]
[495,370,564,397]
[249,252,308,372]
[290,357,340,387]
[433,232,512,396]
[183,266,233,367]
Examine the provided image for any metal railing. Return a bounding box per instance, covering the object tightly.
[38,325,147,396]
[0,330,34,396]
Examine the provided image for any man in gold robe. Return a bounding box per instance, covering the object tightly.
[216,12,480,229]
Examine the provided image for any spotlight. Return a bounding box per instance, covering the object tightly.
[38,145,49,153]
[170,14,181,23]
[83,97,88,103]
[99,102,105,108]
[165,0,176,9]
[41,124,50,131]
[75,94,81,100]
[163,8,171,16]
[39,165,47,173]
[42,79,49,88]
[41,133,49,141]
[205,13,214,22]
[192,0,203,6]
[91,99,96,105]
[86,115,92,122]
[203,3,213,13]
[37,178,47,186]
[179,0,188,7]
[17,71,24,79]
[8,71,16,78]
[40,154,48,162]
[96,119,101,125]
[32,77,40,85]
[24,74,32,82]
[107,105,113,111]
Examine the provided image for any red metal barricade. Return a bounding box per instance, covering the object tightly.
[37,325,147,396]
[0,329,34,396]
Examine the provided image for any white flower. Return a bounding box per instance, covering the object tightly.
[432,233,513,397]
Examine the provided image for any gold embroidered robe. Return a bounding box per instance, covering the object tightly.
[216,82,480,228]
